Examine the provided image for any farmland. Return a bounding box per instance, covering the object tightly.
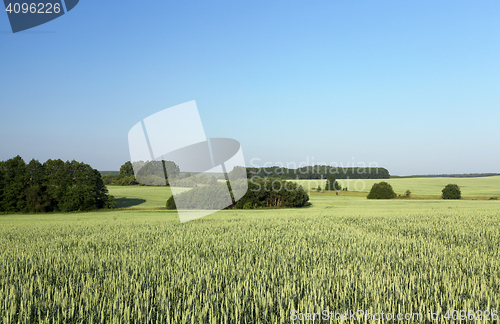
[293,176,500,198]
[1,182,500,323]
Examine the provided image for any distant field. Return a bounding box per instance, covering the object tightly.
[107,186,172,209]
[2,183,500,322]
[99,171,120,176]
[292,176,500,198]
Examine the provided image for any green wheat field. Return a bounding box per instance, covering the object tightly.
[1,178,500,323]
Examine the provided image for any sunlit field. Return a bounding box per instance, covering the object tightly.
[1,182,499,323]
[293,176,500,198]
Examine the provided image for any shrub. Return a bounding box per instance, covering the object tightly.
[442,184,461,199]
[405,190,411,198]
[367,182,397,199]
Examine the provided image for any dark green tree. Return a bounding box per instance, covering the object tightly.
[324,174,342,191]
[367,182,397,199]
[442,184,461,199]
[163,160,180,180]
[0,161,4,212]
[119,161,134,176]
[1,155,28,212]
[24,159,51,212]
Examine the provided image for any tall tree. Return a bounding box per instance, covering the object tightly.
[25,159,50,212]
[1,155,28,212]
[119,161,134,176]
[0,161,4,212]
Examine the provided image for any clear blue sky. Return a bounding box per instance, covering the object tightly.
[1,0,499,175]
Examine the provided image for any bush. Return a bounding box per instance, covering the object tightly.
[405,190,411,198]
[442,184,461,199]
[367,182,397,199]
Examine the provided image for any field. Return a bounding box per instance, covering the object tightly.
[293,176,500,198]
[1,182,500,323]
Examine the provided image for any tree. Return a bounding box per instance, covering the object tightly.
[324,174,342,191]
[1,155,28,212]
[0,161,4,212]
[133,160,180,185]
[367,182,397,199]
[405,190,411,198]
[25,159,51,212]
[442,184,461,199]
[119,161,134,176]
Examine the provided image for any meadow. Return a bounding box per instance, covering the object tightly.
[0,182,499,323]
[293,176,500,198]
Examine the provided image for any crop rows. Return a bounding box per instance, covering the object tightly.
[1,206,499,323]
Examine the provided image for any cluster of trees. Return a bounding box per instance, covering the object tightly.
[246,166,390,180]
[103,161,180,186]
[235,178,309,208]
[0,156,114,213]
[166,178,310,210]
[102,162,138,186]
[166,182,232,210]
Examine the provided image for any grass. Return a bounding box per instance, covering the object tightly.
[293,176,500,198]
[1,182,500,323]
[107,186,172,209]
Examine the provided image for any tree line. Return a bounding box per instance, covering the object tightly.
[166,178,310,210]
[246,166,390,180]
[0,156,114,213]
[103,161,180,186]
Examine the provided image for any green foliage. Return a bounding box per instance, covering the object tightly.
[169,173,213,187]
[166,178,310,210]
[1,155,28,212]
[233,178,309,209]
[405,190,411,198]
[324,174,342,191]
[228,166,246,180]
[166,182,231,210]
[132,160,180,186]
[0,156,114,213]
[367,181,397,199]
[165,195,176,210]
[442,184,461,199]
[119,161,134,176]
[247,166,390,180]
[106,161,180,186]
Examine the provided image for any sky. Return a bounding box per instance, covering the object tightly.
[1,0,499,176]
